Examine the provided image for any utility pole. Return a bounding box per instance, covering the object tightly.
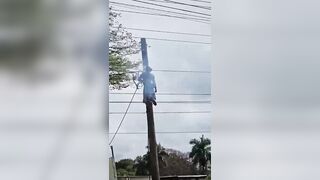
[110,146,117,179]
[141,38,160,180]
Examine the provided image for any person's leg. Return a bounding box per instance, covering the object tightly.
[151,93,157,106]
[143,89,147,103]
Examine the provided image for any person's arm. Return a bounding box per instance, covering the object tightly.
[153,75,157,93]
[138,73,144,83]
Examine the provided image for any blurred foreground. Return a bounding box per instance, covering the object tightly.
[0,0,107,180]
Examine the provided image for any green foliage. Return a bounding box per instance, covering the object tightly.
[115,137,211,176]
[109,8,140,89]
[116,159,136,176]
[189,135,211,175]
[134,155,149,176]
[134,144,196,176]
[119,144,169,176]
[160,148,197,176]
[143,144,169,171]
[109,53,139,89]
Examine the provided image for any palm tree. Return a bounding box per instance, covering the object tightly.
[189,135,211,174]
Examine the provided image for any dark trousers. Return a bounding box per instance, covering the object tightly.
[143,92,156,103]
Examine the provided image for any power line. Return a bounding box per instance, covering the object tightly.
[127,69,211,73]
[144,0,211,10]
[113,9,209,21]
[108,131,211,134]
[131,69,211,74]
[153,69,211,73]
[110,92,211,95]
[109,88,139,145]
[109,100,211,104]
[112,69,212,73]
[110,1,210,19]
[109,111,211,114]
[116,27,211,37]
[133,36,211,44]
[113,9,210,23]
[132,0,211,16]
[188,0,212,4]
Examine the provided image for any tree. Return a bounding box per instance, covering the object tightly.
[134,155,149,176]
[117,144,211,176]
[189,135,211,174]
[109,53,138,89]
[115,159,136,176]
[160,148,197,176]
[109,8,140,89]
[146,144,169,170]
[134,144,169,176]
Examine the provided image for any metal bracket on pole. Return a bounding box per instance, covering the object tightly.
[132,71,142,89]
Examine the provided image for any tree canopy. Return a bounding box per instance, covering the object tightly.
[133,144,169,176]
[109,8,140,89]
[189,135,211,174]
[114,138,211,177]
[115,159,136,176]
[160,148,196,176]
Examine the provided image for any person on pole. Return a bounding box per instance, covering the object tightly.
[138,66,157,106]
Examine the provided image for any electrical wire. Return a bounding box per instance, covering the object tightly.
[109,111,211,114]
[127,69,211,73]
[133,36,211,44]
[132,0,211,16]
[109,88,139,145]
[188,0,212,3]
[109,100,211,104]
[144,0,211,10]
[153,69,211,73]
[113,9,210,23]
[110,1,210,19]
[108,131,211,134]
[110,92,211,95]
[113,27,211,37]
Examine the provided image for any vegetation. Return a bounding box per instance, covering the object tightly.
[189,135,211,174]
[109,8,140,89]
[115,136,211,177]
[159,148,196,176]
[115,159,136,176]
[133,144,169,176]
[133,155,149,176]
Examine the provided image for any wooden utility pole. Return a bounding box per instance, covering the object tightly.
[110,146,117,179]
[141,38,160,180]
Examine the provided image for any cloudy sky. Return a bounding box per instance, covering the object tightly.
[213,0,320,179]
[108,0,212,160]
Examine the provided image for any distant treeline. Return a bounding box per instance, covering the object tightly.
[115,135,211,177]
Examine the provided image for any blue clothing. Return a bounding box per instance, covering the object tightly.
[138,72,157,103]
